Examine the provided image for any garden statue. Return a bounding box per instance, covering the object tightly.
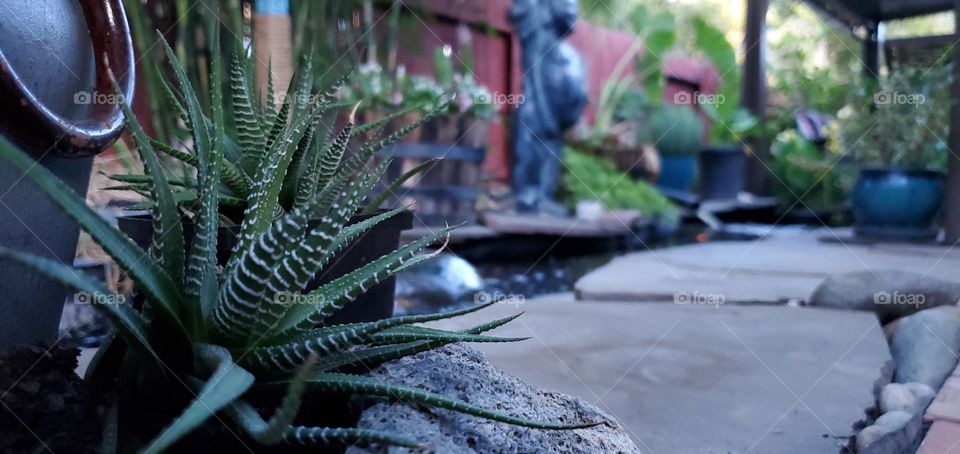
[509,0,587,215]
[0,0,133,346]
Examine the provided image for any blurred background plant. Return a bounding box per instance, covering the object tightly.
[769,128,855,214]
[560,147,679,221]
[645,104,702,156]
[838,64,953,170]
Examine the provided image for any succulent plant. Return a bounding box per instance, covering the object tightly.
[106,38,438,223]
[646,104,704,156]
[0,30,596,451]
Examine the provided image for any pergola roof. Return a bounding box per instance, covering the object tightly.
[804,0,952,25]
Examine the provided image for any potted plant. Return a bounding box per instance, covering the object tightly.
[0,33,597,451]
[648,103,703,191]
[838,64,952,239]
[109,39,439,325]
[687,15,758,200]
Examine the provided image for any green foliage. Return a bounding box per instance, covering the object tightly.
[339,46,496,120]
[770,129,855,212]
[837,64,953,169]
[561,147,678,220]
[0,35,596,451]
[647,104,703,156]
[689,15,758,146]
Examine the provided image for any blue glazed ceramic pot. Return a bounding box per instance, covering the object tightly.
[852,168,944,238]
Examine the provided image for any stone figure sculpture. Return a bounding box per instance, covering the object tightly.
[509,0,587,215]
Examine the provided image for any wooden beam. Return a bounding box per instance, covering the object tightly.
[742,0,769,195]
[862,23,880,78]
[944,0,960,242]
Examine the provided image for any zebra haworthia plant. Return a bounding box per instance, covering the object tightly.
[0,30,597,451]
[106,33,436,222]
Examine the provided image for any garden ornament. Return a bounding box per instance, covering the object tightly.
[0,0,133,346]
[509,0,587,215]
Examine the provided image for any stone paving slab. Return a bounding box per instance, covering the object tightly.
[575,228,960,303]
[926,377,960,423]
[431,294,892,453]
[918,421,960,453]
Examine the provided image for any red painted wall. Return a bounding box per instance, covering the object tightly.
[386,0,640,181]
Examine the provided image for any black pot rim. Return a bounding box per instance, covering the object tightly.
[700,145,744,154]
[858,168,945,179]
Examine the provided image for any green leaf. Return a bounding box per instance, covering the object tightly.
[314,312,524,373]
[230,52,267,174]
[225,355,315,445]
[266,373,603,430]
[362,158,438,214]
[0,247,152,355]
[189,24,225,328]
[111,74,186,299]
[271,226,452,336]
[143,345,254,453]
[227,100,314,273]
[281,427,420,448]
[368,325,528,345]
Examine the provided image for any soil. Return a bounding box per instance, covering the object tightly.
[0,344,102,453]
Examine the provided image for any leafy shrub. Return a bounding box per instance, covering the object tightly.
[560,147,678,220]
[837,64,952,169]
[770,129,854,213]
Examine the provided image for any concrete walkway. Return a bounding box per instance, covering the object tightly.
[576,227,960,303]
[433,294,891,453]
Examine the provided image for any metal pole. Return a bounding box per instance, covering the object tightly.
[944,2,960,242]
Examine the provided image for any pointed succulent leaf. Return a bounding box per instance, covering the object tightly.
[294,109,356,210]
[314,312,525,372]
[230,52,266,174]
[224,355,315,445]
[266,373,602,430]
[142,345,254,453]
[282,427,420,449]
[186,26,224,329]
[0,247,154,357]
[226,101,315,273]
[148,138,251,198]
[270,227,452,337]
[112,75,186,298]
[362,157,439,214]
[368,325,528,345]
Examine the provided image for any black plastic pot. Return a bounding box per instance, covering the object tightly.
[699,146,746,200]
[117,210,413,324]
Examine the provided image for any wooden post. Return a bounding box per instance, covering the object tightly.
[742,0,768,195]
[944,2,960,243]
[253,0,293,107]
[862,23,880,78]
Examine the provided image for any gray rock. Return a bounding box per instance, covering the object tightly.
[809,270,960,323]
[890,309,960,390]
[349,344,639,454]
[395,254,483,314]
[857,410,922,454]
[874,410,913,432]
[879,382,935,415]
